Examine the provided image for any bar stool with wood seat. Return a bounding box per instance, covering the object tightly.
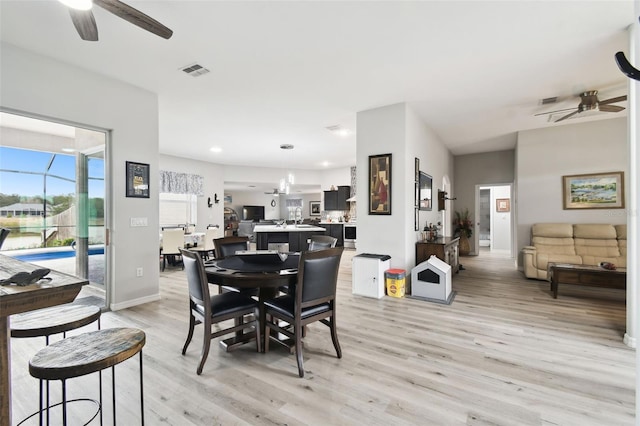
[11,303,102,425]
[28,327,146,426]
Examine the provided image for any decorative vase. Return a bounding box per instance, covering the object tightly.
[459,234,470,256]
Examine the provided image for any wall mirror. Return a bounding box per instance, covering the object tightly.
[419,171,432,211]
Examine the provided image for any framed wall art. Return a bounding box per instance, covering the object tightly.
[126,161,150,198]
[369,153,392,215]
[496,198,510,212]
[310,201,321,216]
[562,171,625,210]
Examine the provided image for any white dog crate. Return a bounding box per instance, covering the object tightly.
[352,253,391,299]
[411,255,453,304]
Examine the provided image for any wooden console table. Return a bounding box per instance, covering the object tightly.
[416,237,460,273]
[0,255,88,426]
[548,263,626,299]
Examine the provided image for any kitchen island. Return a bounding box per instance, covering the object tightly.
[254,224,327,251]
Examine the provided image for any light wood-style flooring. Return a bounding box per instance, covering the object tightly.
[9,249,634,425]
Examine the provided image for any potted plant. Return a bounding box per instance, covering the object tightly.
[453,209,473,255]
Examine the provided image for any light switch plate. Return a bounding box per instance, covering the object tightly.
[130,217,148,227]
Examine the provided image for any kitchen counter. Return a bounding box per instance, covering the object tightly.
[254,225,327,233]
[254,225,327,251]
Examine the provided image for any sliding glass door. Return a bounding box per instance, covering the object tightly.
[0,111,108,307]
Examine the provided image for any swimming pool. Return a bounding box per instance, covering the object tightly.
[12,246,105,262]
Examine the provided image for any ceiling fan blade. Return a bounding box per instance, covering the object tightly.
[599,104,625,113]
[69,9,98,41]
[599,95,627,105]
[534,107,578,116]
[94,0,173,39]
[555,109,580,123]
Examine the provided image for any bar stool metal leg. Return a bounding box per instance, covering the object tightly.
[140,351,144,426]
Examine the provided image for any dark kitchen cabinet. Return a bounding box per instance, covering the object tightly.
[324,185,351,210]
[319,223,344,247]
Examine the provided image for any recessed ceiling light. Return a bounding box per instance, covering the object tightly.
[62,148,76,153]
[209,147,222,153]
[322,161,330,167]
[326,125,352,137]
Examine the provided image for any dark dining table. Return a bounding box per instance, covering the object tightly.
[205,253,299,352]
[0,255,88,426]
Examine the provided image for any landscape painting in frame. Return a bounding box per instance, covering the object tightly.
[562,171,625,209]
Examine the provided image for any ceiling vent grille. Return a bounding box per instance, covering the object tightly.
[181,63,210,77]
[541,96,558,105]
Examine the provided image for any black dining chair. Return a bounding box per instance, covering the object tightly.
[0,228,10,250]
[212,236,257,295]
[180,248,261,375]
[307,235,338,251]
[263,246,344,377]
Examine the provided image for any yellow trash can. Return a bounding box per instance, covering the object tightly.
[385,269,406,298]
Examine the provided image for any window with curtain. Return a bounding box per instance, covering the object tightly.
[158,170,203,228]
[286,198,303,221]
[159,193,197,227]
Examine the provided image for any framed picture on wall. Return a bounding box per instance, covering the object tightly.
[496,198,510,212]
[125,161,150,198]
[562,171,625,209]
[310,201,321,216]
[369,153,392,215]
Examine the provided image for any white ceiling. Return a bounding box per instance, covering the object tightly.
[0,1,634,172]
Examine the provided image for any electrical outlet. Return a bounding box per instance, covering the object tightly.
[136,267,143,277]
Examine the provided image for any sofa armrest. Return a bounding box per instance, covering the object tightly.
[522,246,538,278]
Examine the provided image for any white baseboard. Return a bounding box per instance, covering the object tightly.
[110,293,161,311]
[623,333,636,348]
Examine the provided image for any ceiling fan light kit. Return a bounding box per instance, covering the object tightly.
[61,0,173,41]
[59,0,93,10]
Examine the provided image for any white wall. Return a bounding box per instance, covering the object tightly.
[357,103,452,276]
[1,43,161,309]
[516,117,628,264]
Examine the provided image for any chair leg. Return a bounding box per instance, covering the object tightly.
[254,309,262,353]
[182,312,195,355]
[329,314,342,359]
[197,319,212,375]
[162,255,165,272]
[263,316,271,353]
[295,323,304,378]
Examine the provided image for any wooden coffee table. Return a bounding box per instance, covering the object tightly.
[548,263,626,299]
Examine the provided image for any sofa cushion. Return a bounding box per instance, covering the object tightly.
[536,253,583,271]
[573,224,620,265]
[531,223,574,238]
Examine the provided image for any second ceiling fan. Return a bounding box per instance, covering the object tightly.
[61,0,173,41]
[536,90,627,123]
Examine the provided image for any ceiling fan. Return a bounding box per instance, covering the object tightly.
[535,90,627,123]
[59,0,173,41]
[264,188,283,197]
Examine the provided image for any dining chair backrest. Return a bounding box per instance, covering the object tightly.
[162,227,185,256]
[204,226,219,252]
[180,248,210,309]
[297,247,343,307]
[0,228,10,250]
[307,235,338,252]
[214,236,249,259]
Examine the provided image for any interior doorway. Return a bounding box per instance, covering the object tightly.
[474,183,513,257]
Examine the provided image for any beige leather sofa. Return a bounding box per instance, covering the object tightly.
[522,223,627,280]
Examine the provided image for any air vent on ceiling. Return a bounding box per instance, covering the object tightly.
[541,96,558,105]
[180,63,210,77]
